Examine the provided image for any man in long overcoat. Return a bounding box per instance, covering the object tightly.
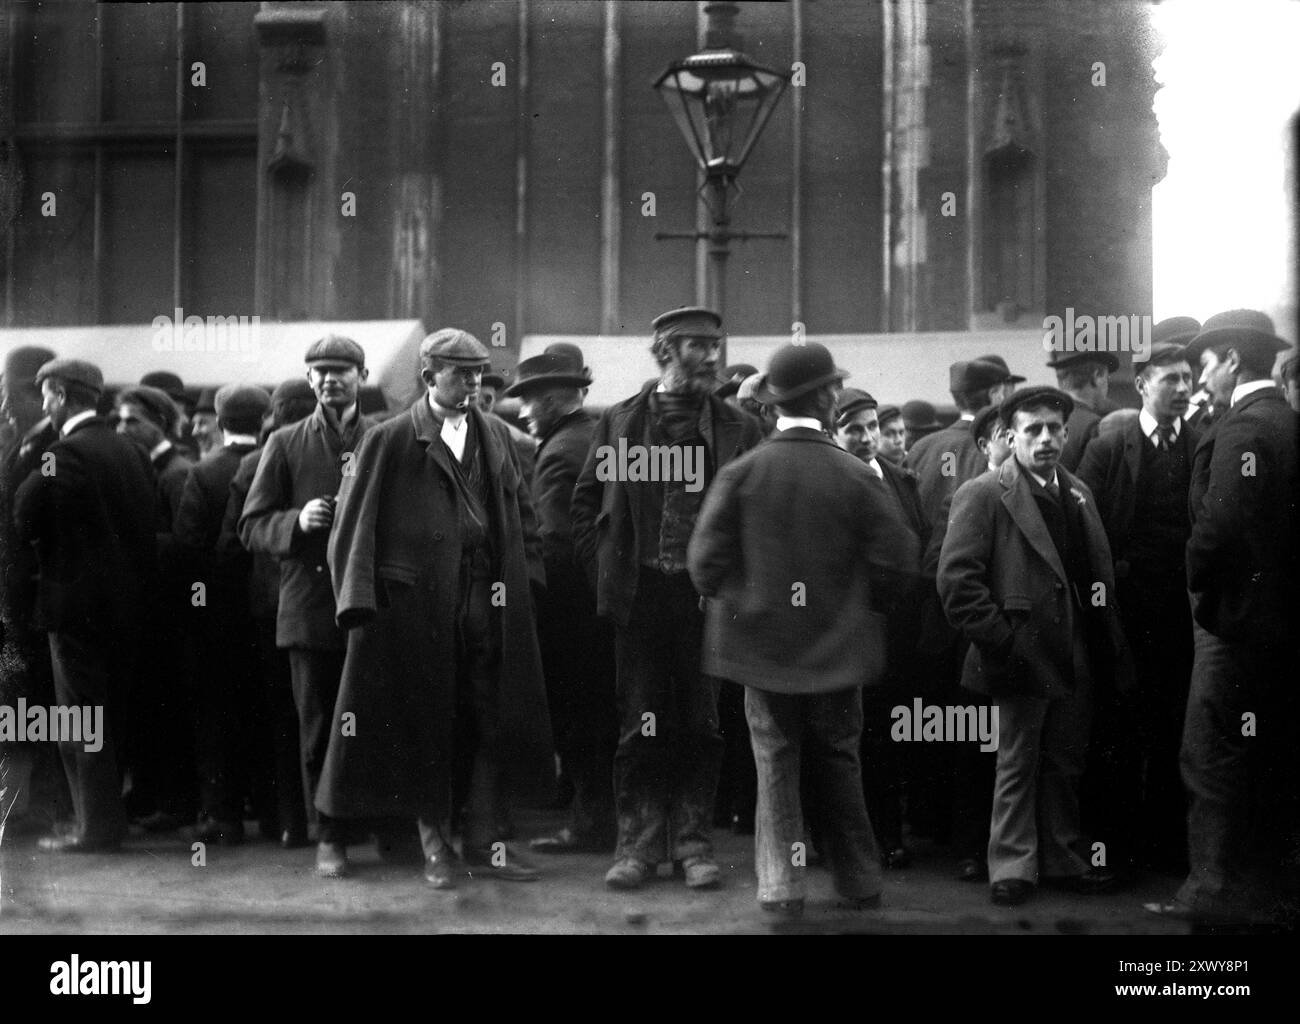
[323,328,553,889]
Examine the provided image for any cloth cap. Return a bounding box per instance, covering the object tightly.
[877,404,902,426]
[117,384,180,433]
[35,358,104,397]
[835,387,879,426]
[304,334,366,368]
[651,306,723,340]
[999,385,1074,426]
[140,370,187,404]
[970,403,1004,443]
[214,383,272,422]
[901,399,941,430]
[270,378,316,405]
[419,328,491,368]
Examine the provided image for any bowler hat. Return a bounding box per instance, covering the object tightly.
[35,358,104,397]
[3,345,56,389]
[835,387,878,426]
[117,385,180,434]
[754,343,848,405]
[505,348,594,396]
[970,403,1004,443]
[1183,308,1290,368]
[1152,316,1201,348]
[305,334,366,368]
[482,370,507,390]
[215,383,271,422]
[999,385,1074,426]
[140,370,187,406]
[271,378,316,405]
[420,328,490,368]
[976,354,1026,384]
[1046,349,1120,373]
[950,359,1011,394]
[901,399,941,432]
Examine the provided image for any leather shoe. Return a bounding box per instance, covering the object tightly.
[315,841,349,878]
[37,833,121,854]
[194,817,245,846]
[280,828,310,850]
[463,842,541,882]
[761,898,805,920]
[1042,868,1117,895]
[605,857,652,890]
[991,879,1034,906]
[423,848,461,890]
[956,857,988,883]
[528,828,611,855]
[682,856,721,889]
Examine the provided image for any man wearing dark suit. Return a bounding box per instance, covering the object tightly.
[939,386,1133,905]
[505,348,618,856]
[1148,310,1300,925]
[1046,351,1121,473]
[905,359,1018,523]
[834,387,927,868]
[175,384,272,845]
[0,345,63,833]
[1077,341,1199,877]
[689,344,919,918]
[14,359,158,852]
[116,383,194,828]
[572,306,763,890]
[240,336,377,877]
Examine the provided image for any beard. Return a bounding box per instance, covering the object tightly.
[661,363,717,396]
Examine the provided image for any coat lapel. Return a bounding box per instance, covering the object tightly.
[999,459,1068,584]
[1122,417,1142,486]
[409,396,456,483]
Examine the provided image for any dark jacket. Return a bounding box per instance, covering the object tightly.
[532,409,595,578]
[1058,396,1120,473]
[688,427,919,694]
[903,417,985,521]
[238,404,375,650]
[571,382,764,627]
[220,447,280,621]
[937,456,1133,698]
[319,399,551,817]
[13,416,157,635]
[1076,413,1200,575]
[175,441,259,579]
[1185,386,1300,644]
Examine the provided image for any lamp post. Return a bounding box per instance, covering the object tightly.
[654,2,790,357]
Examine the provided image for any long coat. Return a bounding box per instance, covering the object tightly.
[318,398,553,818]
[571,381,764,627]
[238,404,375,651]
[532,408,595,579]
[1185,387,1300,644]
[1075,413,1200,574]
[903,418,984,522]
[937,456,1133,698]
[687,427,919,695]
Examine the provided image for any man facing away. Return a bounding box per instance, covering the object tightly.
[688,343,919,919]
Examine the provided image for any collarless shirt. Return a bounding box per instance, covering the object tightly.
[1138,408,1182,447]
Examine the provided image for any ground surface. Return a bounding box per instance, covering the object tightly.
[0,809,1203,935]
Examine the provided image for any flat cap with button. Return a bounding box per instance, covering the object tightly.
[214,383,272,421]
[998,384,1074,426]
[35,358,105,396]
[420,328,491,367]
[304,334,366,368]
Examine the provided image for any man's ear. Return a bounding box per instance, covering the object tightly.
[419,365,436,388]
[359,366,371,383]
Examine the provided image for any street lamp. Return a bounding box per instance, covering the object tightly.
[654,2,790,346]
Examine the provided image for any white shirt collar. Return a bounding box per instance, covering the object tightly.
[1230,379,1275,408]
[149,439,173,459]
[959,411,976,422]
[1138,407,1181,445]
[1026,465,1059,490]
[429,393,467,428]
[60,409,96,436]
[223,432,259,447]
[866,457,884,479]
[776,416,823,433]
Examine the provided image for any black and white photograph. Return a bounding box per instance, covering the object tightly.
[0,0,1297,997]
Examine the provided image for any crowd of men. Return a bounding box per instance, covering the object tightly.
[0,304,1296,927]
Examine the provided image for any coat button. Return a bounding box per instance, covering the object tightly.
[315,566,324,574]
[433,531,444,541]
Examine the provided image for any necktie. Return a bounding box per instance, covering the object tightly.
[1044,477,1061,502]
[1156,424,1175,452]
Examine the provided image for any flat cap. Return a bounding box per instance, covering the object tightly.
[950,359,1011,394]
[4,346,57,388]
[999,384,1074,425]
[900,399,941,431]
[117,384,180,433]
[836,387,878,426]
[651,306,722,339]
[975,354,1026,384]
[305,334,366,368]
[214,383,271,422]
[420,328,491,367]
[140,370,187,404]
[1045,349,1120,373]
[1144,341,1191,369]
[970,403,1004,443]
[270,378,316,405]
[35,358,104,396]
[1184,308,1290,367]
[877,404,902,425]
